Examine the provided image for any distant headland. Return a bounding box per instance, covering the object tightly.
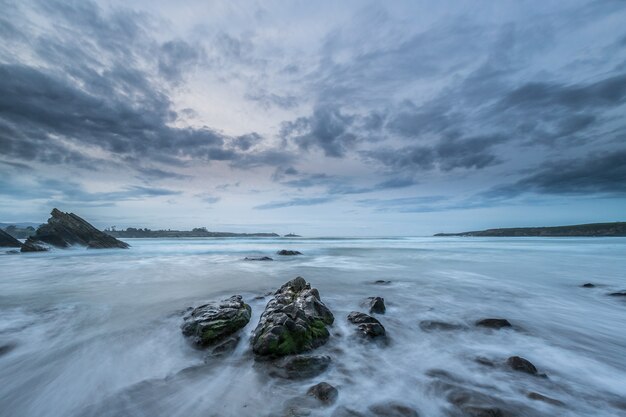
[105,227,281,238]
[434,222,626,237]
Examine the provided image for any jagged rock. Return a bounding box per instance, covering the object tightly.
[181,295,251,347]
[526,392,564,406]
[270,355,331,379]
[20,240,49,252]
[419,320,465,332]
[475,318,511,329]
[0,229,22,248]
[366,297,386,314]
[277,250,302,256]
[347,311,386,339]
[506,356,538,375]
[252,276,334,357]
[368,403,419,417]
[244,256,273,261]
[581,283,595,288]
[307,382,338,404]
[21,209,129,251]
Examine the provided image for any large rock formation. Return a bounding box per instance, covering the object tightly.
[181,295,251,347]
[252,277,334,357]
[21,209,129,251]
[0,229,22,248]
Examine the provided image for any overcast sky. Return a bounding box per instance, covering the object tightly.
[1,0,625,236]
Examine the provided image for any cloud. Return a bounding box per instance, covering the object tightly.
[158,40,202,83]
[254,196,335,210]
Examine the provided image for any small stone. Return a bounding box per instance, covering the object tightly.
[476,318,512,329]
[277,250,302,256]
[373,280,391,285]
[367,297,386,314]
[581,283,595,288]
[507,356,538,375]
[307,382,338,404]
[244,256,273,261]
[347,311,386,339]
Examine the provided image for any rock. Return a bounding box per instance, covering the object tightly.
[331,406,365,417]
[277,250,302,256]
[307,382,338,404]
[419,320,464,332]
[0,229,22,248]
[0,343,17,357]
[526,392,564,406]
[506,356,537,375]
[581,283,595,288]
[181,295,251,347]
[21,208,129,251]
[461,406,505,417]
[205,336,240,359]
[5,250,20,255]
[475,318,511,329]
[609,291,626,297]
[373,280,391,285]
[366,297,386,314]
[270,354,331,379]
[252,277,334,357]
[244,256,273,261]
[20,240,49,252]
[347,311,386,339]
[368,403,419,417]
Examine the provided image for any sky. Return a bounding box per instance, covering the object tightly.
[1,0,625,236]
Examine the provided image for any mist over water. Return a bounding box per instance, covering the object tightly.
[1,237,625,417]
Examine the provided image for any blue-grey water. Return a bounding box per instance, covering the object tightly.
[1,237,625,417]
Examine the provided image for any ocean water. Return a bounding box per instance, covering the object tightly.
[0,237,625,417]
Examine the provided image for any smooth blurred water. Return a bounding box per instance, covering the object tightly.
[1,237,625,417]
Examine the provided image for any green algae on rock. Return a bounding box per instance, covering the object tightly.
[181,295,251,347]
[252,277,334,357]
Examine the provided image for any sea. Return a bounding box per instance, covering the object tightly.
[0,237,625,417]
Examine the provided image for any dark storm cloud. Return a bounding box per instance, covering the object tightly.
[254,196,335,210]
[280,107,358,157]
[486,149,626,198]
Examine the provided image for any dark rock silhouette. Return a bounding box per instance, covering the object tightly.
[0,229,22,248]
[507,356,538,375]
[277,249,302,256]
[244,256,273,261]
[347,311,386,339]
[366,296,386,314]
[476,318,512,329]
[21,209,129,251]
[581,283,596,288]
[420,320,465,332]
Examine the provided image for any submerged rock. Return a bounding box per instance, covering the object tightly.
[366,297,386,314]
[368,403,419,417]
[581,283,596,288]
[475,318,511,329]
[270,354,331,379]
[307,382,338,404]
[244,256,273,261]
[347,311,386,339]
[181,295,251,347]
[526,392,564,406]
[373,280,391,285]
[420,320,465,332]
[506,356,538,375]
[252,277,334,357]
[609,291,626,297]
[277,250,302,256]
[0,229,22,248]
[22,208,129,251]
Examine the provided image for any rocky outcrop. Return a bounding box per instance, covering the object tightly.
[307,382,338,404]
[0,229,22,248]
[366,296,385,314]
[475,318,511,329]
[252,277,334,357]
[277,250,302,256]
[22,209,129,251]
[347,312,386,339]
[181,295,251,347]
